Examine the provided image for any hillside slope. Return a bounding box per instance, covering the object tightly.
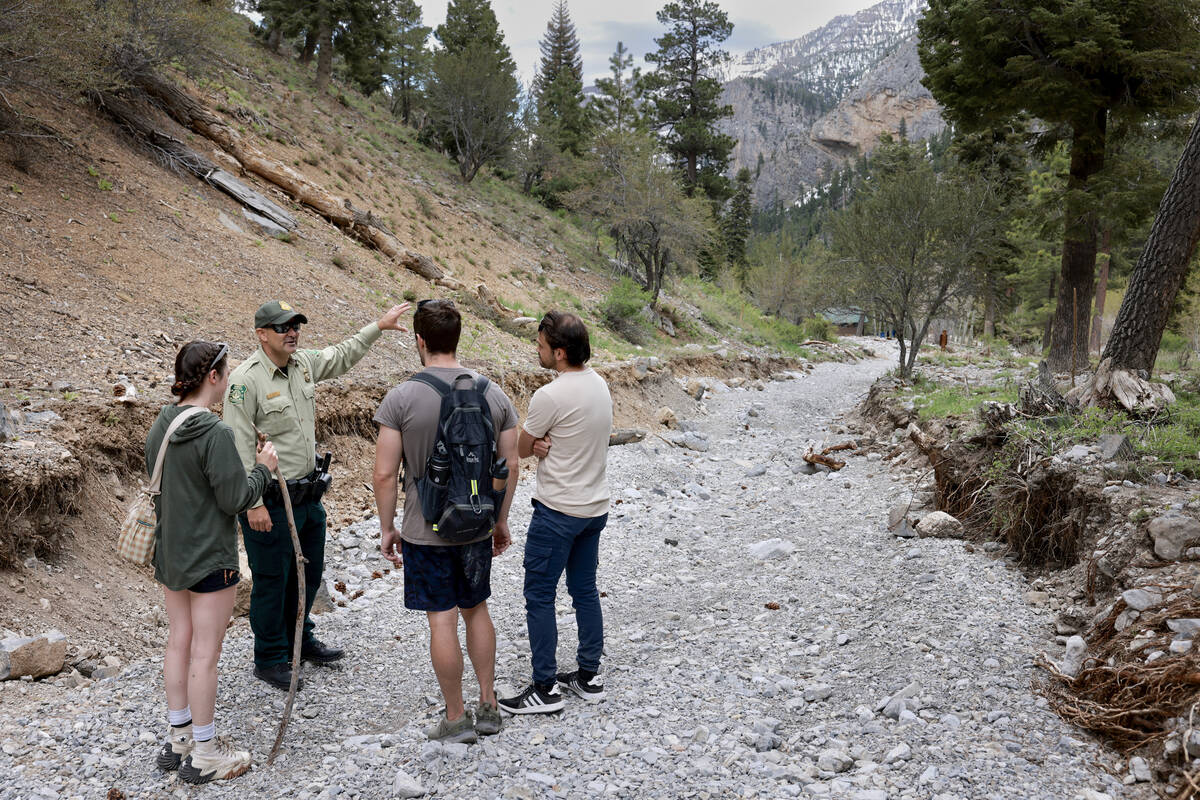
[0,18,834,666]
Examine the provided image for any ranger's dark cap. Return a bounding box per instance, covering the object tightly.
[254,300,308,329]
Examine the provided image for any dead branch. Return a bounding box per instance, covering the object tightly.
[821,441,857,454]
[803,451,845,470]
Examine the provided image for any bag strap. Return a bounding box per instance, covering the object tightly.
[148,406,207,495]
[407,371,453,397]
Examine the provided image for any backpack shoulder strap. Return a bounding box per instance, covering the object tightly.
[148,406,206,494]
[473,375,490,394]
[407,371,453,397]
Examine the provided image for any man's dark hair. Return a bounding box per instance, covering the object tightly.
[539,311,590,367]
[414,299,461,354]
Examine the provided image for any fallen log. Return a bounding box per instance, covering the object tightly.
[822,441,857,455]
[608,429,646,446]
[476,283,513,317]
[128,69,453,285]
[93,91,298,232]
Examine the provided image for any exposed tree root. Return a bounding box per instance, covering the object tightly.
[1070,357,1177,414]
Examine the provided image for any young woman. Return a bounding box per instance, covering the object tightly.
[144,340,277,784]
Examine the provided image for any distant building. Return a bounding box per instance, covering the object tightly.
[820,308,867,336]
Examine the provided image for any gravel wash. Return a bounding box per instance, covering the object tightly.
[0,353,1144,800]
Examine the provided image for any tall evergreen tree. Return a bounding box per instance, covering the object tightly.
[427,0,519,181]
[531,0,588,155]
[591,41,642,134]
[919,0,1200,371]
[643,0,735,200]
[383,0,430,125]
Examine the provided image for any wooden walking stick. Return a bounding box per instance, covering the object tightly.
[254,427,307,766]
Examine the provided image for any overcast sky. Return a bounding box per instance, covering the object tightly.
[420,0,882,87]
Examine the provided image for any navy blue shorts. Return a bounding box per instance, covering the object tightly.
[401,538,492,612]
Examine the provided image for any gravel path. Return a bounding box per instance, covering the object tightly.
[0,352,1142,800]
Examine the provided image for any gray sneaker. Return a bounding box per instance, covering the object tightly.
[475,701,502,736]
[425,709,477,744]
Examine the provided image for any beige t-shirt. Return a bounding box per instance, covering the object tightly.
[374,367,518,546]
[524,368,612,518]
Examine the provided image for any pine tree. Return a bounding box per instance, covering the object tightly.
[592,41,642,134]
[531,1,587,155]
[1101,111,1200,374]
[643,0,735,200]
[427,0,519,182]
[383,0,430,125]
[723,167,753,282]
[919,0,1200,371]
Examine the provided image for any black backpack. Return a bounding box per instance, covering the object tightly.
[408,372,503,543]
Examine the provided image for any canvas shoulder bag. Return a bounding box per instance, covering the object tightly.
[117,406,205,565]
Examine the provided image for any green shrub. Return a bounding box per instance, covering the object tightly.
[800,316,835,341]
[600,278,652,344]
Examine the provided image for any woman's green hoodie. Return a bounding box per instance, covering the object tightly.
[144,404,272,591]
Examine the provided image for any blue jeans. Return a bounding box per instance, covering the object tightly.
[523,500,607,686]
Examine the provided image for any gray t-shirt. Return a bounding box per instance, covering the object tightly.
[374,367,518,546]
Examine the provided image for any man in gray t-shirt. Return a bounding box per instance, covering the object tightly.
[372,299,518,744]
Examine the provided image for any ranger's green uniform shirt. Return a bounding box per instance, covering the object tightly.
[224,322,382,506]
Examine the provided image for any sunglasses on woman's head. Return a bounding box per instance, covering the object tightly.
[270,322,302,334]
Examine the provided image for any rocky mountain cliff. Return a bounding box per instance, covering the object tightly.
[720,0,944,207]
[810,36,945,158]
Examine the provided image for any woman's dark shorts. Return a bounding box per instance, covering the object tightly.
[401,537,492,612]
[189,568,240,594]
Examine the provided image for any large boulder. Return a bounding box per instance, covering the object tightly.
[1149,512,1200,561]
[0,630,67,680]
[915,511,963,538]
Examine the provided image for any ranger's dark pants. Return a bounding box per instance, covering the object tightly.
[239,498,326,668]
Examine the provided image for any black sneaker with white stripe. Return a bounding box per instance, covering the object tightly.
[557,670,605,703]
[498,683,564,715]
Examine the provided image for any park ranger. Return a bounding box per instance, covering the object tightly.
[224,299,410,690]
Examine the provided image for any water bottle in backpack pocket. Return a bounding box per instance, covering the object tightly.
[410,372,500,543]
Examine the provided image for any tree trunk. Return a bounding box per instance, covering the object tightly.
[315,15,333,90]
[1047,112,1106,372]
[266,26,282,54]
[1041,274,1056,352]
[300,30,317,65]
[983,274,996,339]
[1102,111,1200,374]
[1089,227,1111,354]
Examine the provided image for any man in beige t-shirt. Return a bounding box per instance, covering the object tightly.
[499,312,613,716]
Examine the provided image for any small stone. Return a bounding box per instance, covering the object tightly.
[0,631,68,680]
[1098,434,1134,461]
[883,743,911,763]
[1129,756,1152,782]
[1149,512,1200,561]
[803,684,833,702]
[749,539,795,560]
[1168,619,1200,639]
[656,407,677,429]
[915,511,963,538]
[1059,635,1087,677]
[1122,588,1162,612]
[392,768,426,798]
[816,749,852,773]
[745,464,768,478]
[1023,591,1049,605]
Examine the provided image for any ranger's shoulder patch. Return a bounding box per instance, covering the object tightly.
[228,384,247,405]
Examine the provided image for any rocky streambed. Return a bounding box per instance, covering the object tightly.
[0,350,1141,800]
